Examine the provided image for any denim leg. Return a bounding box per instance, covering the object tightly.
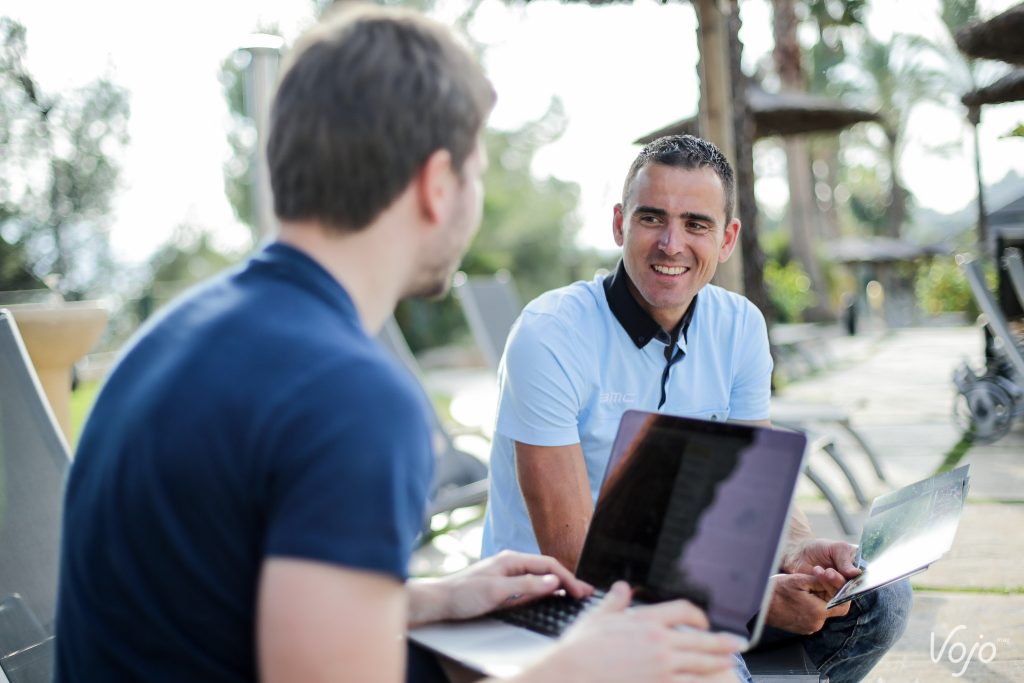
[734,652,755,683]
[802,579,913,683]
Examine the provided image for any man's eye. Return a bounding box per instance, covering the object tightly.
[639,215,660,225]
[688,222,711,232]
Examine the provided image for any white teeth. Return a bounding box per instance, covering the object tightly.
[652,265,688,275]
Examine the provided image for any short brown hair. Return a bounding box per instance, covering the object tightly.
[267,5,495,231]
[622,135,736,225]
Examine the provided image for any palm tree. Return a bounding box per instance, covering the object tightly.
[836,32,945,239]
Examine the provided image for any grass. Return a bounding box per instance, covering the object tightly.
[69,380,101,449]
[934,429,975,475]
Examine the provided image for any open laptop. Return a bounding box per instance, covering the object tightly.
[410,409,807,678]
[826,465,970,609]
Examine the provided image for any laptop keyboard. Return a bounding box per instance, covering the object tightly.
[492,590,606,637]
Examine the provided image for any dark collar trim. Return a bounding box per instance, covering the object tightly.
[603,260,697,349]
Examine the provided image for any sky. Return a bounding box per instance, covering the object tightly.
[5,0,1024,263]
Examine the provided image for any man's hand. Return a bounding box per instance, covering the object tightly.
[513,581,743,683]
[407,551,592,627]
[764,573,851,635]
[782,538,861,579]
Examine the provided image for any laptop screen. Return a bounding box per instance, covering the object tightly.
[575,410,806,638]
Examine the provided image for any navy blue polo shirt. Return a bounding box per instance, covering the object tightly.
[55,242,433,682]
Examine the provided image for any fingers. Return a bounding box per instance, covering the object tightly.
[825,600,852,619]
[492,551,594,599]
[666,627,746,656]
[811,565,847,594]
[590,580,632,615]
[667,650,739,676]
[833,543,862,578]
[497,573,562,606]
[631,598,711,631]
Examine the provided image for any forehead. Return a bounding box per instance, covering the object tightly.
[625,164,727,223]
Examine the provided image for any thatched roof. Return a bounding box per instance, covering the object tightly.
[635,85,879,144]
[824,236,947,264]
[955,3,1024,65]
[962,69,1024,107]
[990,192,1024,230]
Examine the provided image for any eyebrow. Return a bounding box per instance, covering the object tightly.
[633,206,718,226]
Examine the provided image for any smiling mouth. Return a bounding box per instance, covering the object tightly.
[651,264,690,276]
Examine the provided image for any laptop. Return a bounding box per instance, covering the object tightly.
[826,465,970,609]
[410,409,808,678]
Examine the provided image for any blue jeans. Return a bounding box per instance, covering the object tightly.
[736,579,913,683]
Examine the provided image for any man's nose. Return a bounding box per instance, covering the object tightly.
[658,223,686,255]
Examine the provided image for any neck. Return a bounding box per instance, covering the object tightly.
[276,217,413,334]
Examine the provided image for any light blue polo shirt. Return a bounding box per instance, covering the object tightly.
[481,263,772,557]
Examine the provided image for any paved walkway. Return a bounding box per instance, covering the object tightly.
[417,324,1024,682]
[778,326,1023,682]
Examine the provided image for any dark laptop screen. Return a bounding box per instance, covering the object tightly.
[575,411,805,637]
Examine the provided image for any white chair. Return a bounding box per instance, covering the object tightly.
[0,309,69,683]
[376,318,488,523]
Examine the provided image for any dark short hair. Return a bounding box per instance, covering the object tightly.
[267,5,495,231]
[621,135,736,225]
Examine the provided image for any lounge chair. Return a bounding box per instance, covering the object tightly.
[376,318,488,522]
[0,310,68,683]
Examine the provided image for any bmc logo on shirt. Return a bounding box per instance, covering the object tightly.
[600,392,636,404]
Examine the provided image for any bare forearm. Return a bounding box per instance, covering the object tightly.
[515,441,593,572]
[406,579,449,628]
[531,506,591,572]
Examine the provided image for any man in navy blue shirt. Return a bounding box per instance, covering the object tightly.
[55,5,744,682]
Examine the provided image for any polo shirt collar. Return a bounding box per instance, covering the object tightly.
[253,241,358,321]
[602,260,697,350]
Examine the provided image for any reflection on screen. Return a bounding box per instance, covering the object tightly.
[830,466,969,605]
[576,412,805,637]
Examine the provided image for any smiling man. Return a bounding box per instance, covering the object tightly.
[482,134,912,683]
[482,135,762,568]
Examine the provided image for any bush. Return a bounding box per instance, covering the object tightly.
[765,260,814,323]
[915,258,975,316]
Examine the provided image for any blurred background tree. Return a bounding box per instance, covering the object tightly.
[213,1,608,352]
[0,17,130,299]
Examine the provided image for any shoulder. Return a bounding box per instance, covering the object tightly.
[515,279,607,337]
[696,284,767,330]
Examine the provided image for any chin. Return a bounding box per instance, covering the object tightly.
[404,275,450,301]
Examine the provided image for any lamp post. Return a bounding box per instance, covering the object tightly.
[238,34,285,243]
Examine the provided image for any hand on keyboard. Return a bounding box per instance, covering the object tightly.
[512,581,745,683]
[407,550,592,626]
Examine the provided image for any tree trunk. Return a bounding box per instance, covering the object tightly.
[727,2,770,319]
[813,138,842,242]
[771,0,833,321]
[883,127,906,239]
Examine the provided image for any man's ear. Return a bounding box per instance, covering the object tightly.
[416,148,456,226]
[612,204,626,247]
[718,218,741,263]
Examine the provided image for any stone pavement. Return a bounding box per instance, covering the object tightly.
[418,324,1024,682]
[769,325,1023,682]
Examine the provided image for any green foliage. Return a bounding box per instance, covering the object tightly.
[219,51,256,237]
[765,259,814,323]
[1004,123,1024,139]
[915,257,981,316]
[396,99,604,352]
[137,226,242,321]
[70,379,101,448]
[0,17,130,298]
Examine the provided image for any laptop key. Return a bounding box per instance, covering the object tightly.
[492,591,605,637]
